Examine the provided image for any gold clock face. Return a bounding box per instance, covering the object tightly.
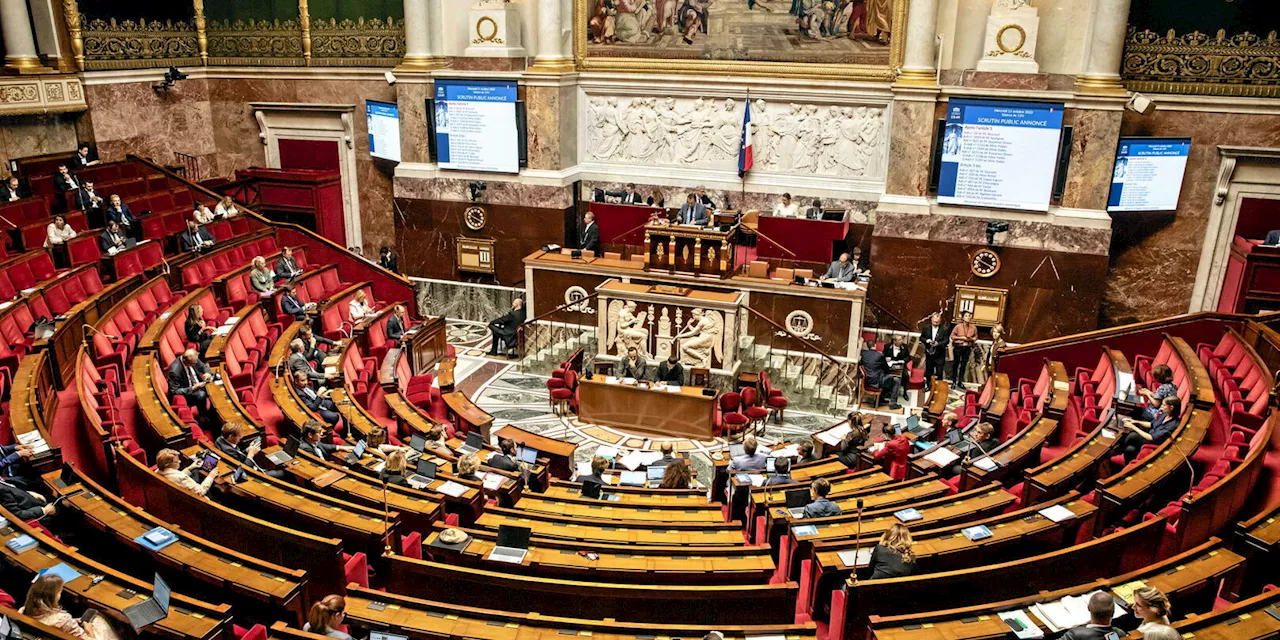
[972,249,1000,278]
[464,206,487,231]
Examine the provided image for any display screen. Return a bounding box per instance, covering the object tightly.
[365,100,401,162]
[433,79,519,174]
[1107,137,1191,212]
[936,98,1065,212]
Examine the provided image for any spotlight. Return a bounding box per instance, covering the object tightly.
[468,181,488,202]
[1126,92,1153,114]
[384,71,398,85]
[985,220,1009,246]
[152,66,189,93]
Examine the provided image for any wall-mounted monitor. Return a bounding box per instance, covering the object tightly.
[936,98,1066,212]
[1107,137,1191,212]
[432,79,520,174]
[365,100,401,163]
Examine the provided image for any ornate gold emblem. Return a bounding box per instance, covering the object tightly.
[995,24,1028,55]
[473,17,503,44]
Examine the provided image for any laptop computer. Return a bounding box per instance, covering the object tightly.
[516,446,538,464]
[408,433,428,453]
[344,440,367,465]
[55,463,76,489]
[457,432,484,455]
[122,573,170,631]
[646,465,666,483]
[784,489,809,518]
[487,525,531,564]
[369,632,408,640]
[282,436,302,458]
[407,460,437,488]
[946,428,963,446]
[729,444,745,458]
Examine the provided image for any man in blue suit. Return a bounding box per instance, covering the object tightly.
[678,194,708,226]
[106,194,142,239]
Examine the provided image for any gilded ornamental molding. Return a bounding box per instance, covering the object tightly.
[1123,27,1280,97]
[0,75,88,115]
[310,17,406,66]
[206,19,305,67]
[79,17,201,71]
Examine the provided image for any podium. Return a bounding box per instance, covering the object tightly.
[644,223,737,278]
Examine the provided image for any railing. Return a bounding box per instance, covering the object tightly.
[516,293,601,375]
[862,296,913,332]
[740,305,859,412]
[174,151,202,183]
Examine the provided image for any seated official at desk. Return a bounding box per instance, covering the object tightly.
[579,211,600,254]
[822,252,858,283]
[656,354,684,384]
[488,298,525,358]
[677,194,709,226]
[651,442,677,470]
[577,455,609,499]
[883,334,910,369]
[297,324,336,364]
[837,414,870,469]
[157,448,217,497]
[944,421,998,477]
[608,182,645,204]
[694,186,716,210]
[728,435,768,472]
[168,349,214,416]
[44,214,77,249]
[1118,396,1181,463]
[348,290,376,324]
[280,284,311,322]
[1138,364,1178,421]
[216,422,286,479]
[764,457,792,486]
[379,451,412,487]
[803,198,822,219]
[275,246,303,282]
[98,220,132,254]
[772,192,800,218]
[179,219,216,253]
[292,371,341,427]
[802,478,842,518]
[456,452,483,482]
[250,256,275,294]
[487,438,521,473]
[659,460,693,489]
[299,420,354,461]
[421,424,451,456]
[105,194,140,239]
[0,443,41,489]
[289,339,330,385]
[860,339,903,409]
[1061,591,1126,640]
[796,439,819,464]
[619,347,647,380]
[1,175,25,201]
[386,304,408,342]
[366,426,413,459]
[647,189,665,207]
[303,595,354,640]
[0,475,55,519]
[867,524,917,579]
[185,303,215,355]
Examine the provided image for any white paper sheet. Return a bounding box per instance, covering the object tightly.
[923,447,960,467]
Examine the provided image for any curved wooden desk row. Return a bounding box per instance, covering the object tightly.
[868,537,1246,640]
[7,350,63,475]
[335,585,816,639]
[1094,405,1212,529]
[41,465,306,622]
[510,493,726,523]
[420,523,774,585]
[718,450,853,511]
[543,479,709,506]
[1234,491,1280,596]
[0,604,90,640]
[0,505,231,640]
[1022,416,1121,505]
[760,475,952,552]
[474,505,748,546]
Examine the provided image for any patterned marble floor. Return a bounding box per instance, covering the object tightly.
[443,321,940,485]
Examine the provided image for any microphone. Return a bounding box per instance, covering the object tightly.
[338,321,352,340]
[274,353,287,380]
[82,324,120,340]
[0,213,16,229]
[852,498,865,583]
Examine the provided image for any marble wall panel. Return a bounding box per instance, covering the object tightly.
[1103,108,1280,326]
[0,113,81,174]
[524,84,561,170]
[884,99,935,197]
[396,81,431,165]
[83,79,218,171]
[1060,108,1123,211]
[394,175,573,209]
[874,210,1112,256]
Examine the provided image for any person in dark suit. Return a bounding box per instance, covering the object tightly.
[867,524,917,579]
[298,420,350,460]
[1,176,26,202]
[944,421,998,477]
[167,349,213,413]
[611,183,644,204]
[215,422,286,478]
[577,456,608,499]
[650,442,678,470]
[99,220,131,254]
[836,413,869,469]
[488,298,525,357]
[293,372,341,427]
[378,246,398,273]
[579,211,601,254]
[275,246,303,281]
[656,354,684,384]
[619,347,647,380]
[796,439,820,464]
[694,186,716,210]
[860,339,902,409]
[487,438,521,472]
[288,339,328,384]
[104,194,141,239]
[0,444,39,489]
[297,324,335,365]
[677,194,708,226]
[882,334,910,369]
[0,477,55,519]
[1061,592,1126,640]
[71,144,99,169]
[802,478,842,518]
[386,304,407,342]
[75,180,104,215]
[180,219,215,253]
[919,312,950,386]
[52,165,80,193]
[184,303,214,355]
[822,253,857,282]
[279,284,309,322]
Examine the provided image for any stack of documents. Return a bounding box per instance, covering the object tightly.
[16,431,50,455]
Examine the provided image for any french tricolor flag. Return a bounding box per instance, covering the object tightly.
[738,100,753,178]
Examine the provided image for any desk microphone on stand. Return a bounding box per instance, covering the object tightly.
[852,498,865,584]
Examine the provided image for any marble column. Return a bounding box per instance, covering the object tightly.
[2,0,43,72]
[897,0,939,86]
[400,0,448,69]
[529,0,574,72]
[1076,0,1132,93]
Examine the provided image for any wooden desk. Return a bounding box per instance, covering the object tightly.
[133,352,202,450]
[341,584,815,638]
[755,213,850,264]
[542,480,705,506]
[1236,499,1280,596]
[493,424,577,480]
[403,315,448,376]
[512,494,726,523]
[441,391,494,439]
[983,372,1010,422]
[7,351,62,475]
[0,505,232,640]
[473,506,746,546]
[1023,419,1120,504]
[384,556,797,625]
[42,466,306,623]
[577,376,717,440]
[645,222,738,277]
[0,604,85,640]
[421,525,774,585]
[1166,586,1280,640]
[1096,407,1211,529]
[959,415,1059,490]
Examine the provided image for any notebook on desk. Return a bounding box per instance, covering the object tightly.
[487,525,531,564]
[122,573,170,631]
[408,460,438,489]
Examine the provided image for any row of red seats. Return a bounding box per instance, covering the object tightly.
[1199,330,1269,432]
[90,277,187,382]
[0,196,50,226]
[318,284,378,340]
[0,250,57,297]
[15,210,86,251]
[221,307,283,391]
[65,175,185,212]
[28,160,148,198]
[180,234,286,290]
[252,264,347,322]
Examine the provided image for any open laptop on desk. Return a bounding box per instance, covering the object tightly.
[456,431,484,455]
[904,414,932,438]
[407,460,436,489]
[784,489,809,518]
[343,440,367,465]
[486,525,531,564]
[646,465,665,485]
[517,446,538,464]
[122,573,170,631]
[408,433,427,452]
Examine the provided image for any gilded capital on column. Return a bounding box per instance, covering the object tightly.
[193,0,208,64]
[299,0,312,64]
[61,0,84,71]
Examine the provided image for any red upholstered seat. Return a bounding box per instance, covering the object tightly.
[742,386,770,424]
[718,391,749,435]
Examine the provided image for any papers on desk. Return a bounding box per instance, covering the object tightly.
[972,456,1000,472]
[1111,579,1147,605]
[618,450,663,471]
[621,377,637,385]
[663,385,683,393]
[1117,371,1135,398]
[792,525,818,537]
[770,444,800,458]
[5,534,37,553]
[1031,591,1124,633]
[436,481,467,498]
[481,473,506,491]
[1037,504,1077,523]
[817,423,852,446]
[837,548,872,567]
[894,508,922,522]
[212,325,233,336]
[1101,428,1118,439]
[596,446,619,460]
[16,431,43,445]
[923,447,960,467]
[961,525,993,541]
[605,376,619,384]
[998,610,1044,639]
[36,563,82,585]
[576,461,593,478]
[746,474,766,487]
